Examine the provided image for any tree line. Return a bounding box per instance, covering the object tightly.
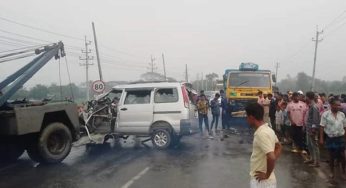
[278,72,346,94]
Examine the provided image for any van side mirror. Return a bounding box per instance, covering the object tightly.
[272,75,276,83]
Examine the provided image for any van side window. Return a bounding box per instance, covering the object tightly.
[154,88,179,103]
[124,90,151,105]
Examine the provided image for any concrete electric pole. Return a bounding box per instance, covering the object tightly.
[275,62,279,87]
[92,22,103,81]
[80,36,94,101]
[162,53,167,81]
[311,26,323,91]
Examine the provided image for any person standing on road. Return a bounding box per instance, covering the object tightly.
[319,97,346,180]
[287,92,308,153]
[197,95,210,137]
[258,92,271,127]
[269,93,277,131]
[245,103,282,188]
[275,104,283,141]
[220,90,229,130]
[305,91,321,167]
[319,93,330,115]
[210,93,221,134]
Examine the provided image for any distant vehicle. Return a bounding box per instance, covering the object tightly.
[88,82,197,149]
[223,63,276,127]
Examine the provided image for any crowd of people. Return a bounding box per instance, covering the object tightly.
[195,90,228,139]
[257,90,346,180]
[194,89,346,181]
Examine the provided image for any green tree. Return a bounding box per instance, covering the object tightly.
[29,84,49,99]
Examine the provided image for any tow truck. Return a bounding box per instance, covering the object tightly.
[0,42,80,164]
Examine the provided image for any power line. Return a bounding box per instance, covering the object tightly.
[0,44,51,54]
[0,53,35,63]
[323,20,346,38]
[0,35,40,45]
[99,43,146,59]
[0,28,52,43]
[0,16,84,41]
[0,48,36,59]
[323,10,346,31]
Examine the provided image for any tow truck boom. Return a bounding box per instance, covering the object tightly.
[0,42,65,107]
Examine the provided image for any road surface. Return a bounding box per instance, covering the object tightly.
[0,131,340,188]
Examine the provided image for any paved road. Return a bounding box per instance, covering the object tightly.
[0,131,341,188]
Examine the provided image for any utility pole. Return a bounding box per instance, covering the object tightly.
[185,64,189,83]
[275,62,279,87]
[148,55,157,73]
[196,73,199,91]
[80,36,94,101]
[201,72,204,91]
[92,22,103,81]
[162,53,167,81]
[311,26,323,91]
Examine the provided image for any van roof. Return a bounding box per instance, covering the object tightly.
[112,82,183,89]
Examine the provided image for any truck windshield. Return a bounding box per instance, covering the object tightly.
[228,73,270,88]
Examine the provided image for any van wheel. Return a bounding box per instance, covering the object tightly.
[151,129,172,149]
[28,123,72,164]
[0,143,24,163]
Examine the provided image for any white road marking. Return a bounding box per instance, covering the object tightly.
[120,167,150,188]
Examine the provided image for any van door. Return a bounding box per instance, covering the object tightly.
[153,88,181,127]
[117,89,153,133]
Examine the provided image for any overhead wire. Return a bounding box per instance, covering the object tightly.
[0,28,52,43]
[0,43,52,54]
[323,10,346,31]
[64,56,75,101]
[0,48,36,59]
[58,58,63,100]
[323,20,346,38]
[0,35,40,45]
[0,16,84,41]
[0,53,35,63]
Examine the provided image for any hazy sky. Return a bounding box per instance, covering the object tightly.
[1,0,346,88]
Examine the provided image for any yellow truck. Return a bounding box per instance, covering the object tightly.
[223,63,276,127]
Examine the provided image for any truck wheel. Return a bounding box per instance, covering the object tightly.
[151,129,172,149]
[0,143,24,163]
[28,123,72,164]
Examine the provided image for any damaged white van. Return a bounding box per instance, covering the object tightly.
[83,82,196,149]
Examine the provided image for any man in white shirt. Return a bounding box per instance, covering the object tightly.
[245,103,282,188]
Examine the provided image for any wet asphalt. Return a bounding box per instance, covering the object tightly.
[0,128,342,188]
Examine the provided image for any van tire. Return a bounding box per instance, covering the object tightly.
[151,129,172,149]
[28,122,72,164]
